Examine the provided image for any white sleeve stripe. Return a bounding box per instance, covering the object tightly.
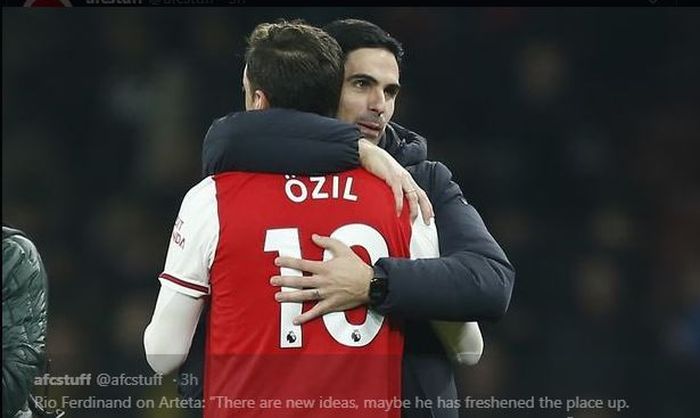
[159,273,210,295]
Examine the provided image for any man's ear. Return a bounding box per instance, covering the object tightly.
[252,90,270,110]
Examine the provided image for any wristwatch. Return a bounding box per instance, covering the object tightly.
[368,266,389,308]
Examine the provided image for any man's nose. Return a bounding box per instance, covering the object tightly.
[368,88,386,116]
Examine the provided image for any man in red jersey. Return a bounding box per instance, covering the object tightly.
[143,21,451,418]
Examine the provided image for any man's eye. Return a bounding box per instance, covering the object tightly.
[353,80,368,88]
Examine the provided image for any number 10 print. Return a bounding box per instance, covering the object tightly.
[264,224,389,349]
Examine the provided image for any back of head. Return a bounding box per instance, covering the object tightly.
[323,19,404,65]
[245,20,343,117]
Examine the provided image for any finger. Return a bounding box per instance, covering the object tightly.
[275,288,321,303]
[404,182,420,223]
[293,302,329,325]
[269,275,316,289]
[416,188,434,224]
[405,175,433,224]
[275,256,324,273]
[390,177,404,216]
[311,234,351,256]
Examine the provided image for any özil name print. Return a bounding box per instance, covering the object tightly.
[284,175,358,203]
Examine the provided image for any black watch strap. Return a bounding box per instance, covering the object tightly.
[368,265,389,308]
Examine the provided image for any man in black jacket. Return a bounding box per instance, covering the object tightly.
[187,19,515,418]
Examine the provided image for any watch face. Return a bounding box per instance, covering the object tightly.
[370,277,387,305]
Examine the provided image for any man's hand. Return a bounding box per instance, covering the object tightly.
[270,234,373,325]
[358,138,433,224]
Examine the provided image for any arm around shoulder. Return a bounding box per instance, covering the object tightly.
[202,110,361,177]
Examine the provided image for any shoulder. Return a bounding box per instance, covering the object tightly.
[3,227,41,269]
[178,177,219,211]
[183,176,217,200]
[2,227,45,294]
[384,122,428,165]
[175,177,220,230]
[407,160,455,191]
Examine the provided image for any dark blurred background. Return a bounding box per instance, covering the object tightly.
[3,7,699,418]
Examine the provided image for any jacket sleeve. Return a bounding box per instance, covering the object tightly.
[2,234,48,417]
[202,110,361,177]
[373,161,515,321]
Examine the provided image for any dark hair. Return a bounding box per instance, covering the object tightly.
[323,19,404,65]
[245,20,343,117]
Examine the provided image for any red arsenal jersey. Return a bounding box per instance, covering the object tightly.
[159,169,413,418]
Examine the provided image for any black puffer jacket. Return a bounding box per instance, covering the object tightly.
[2,227,48,418]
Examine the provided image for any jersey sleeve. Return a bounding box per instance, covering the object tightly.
[408,208,485,366]
[158,177,219,298]
[409,209,439,260]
